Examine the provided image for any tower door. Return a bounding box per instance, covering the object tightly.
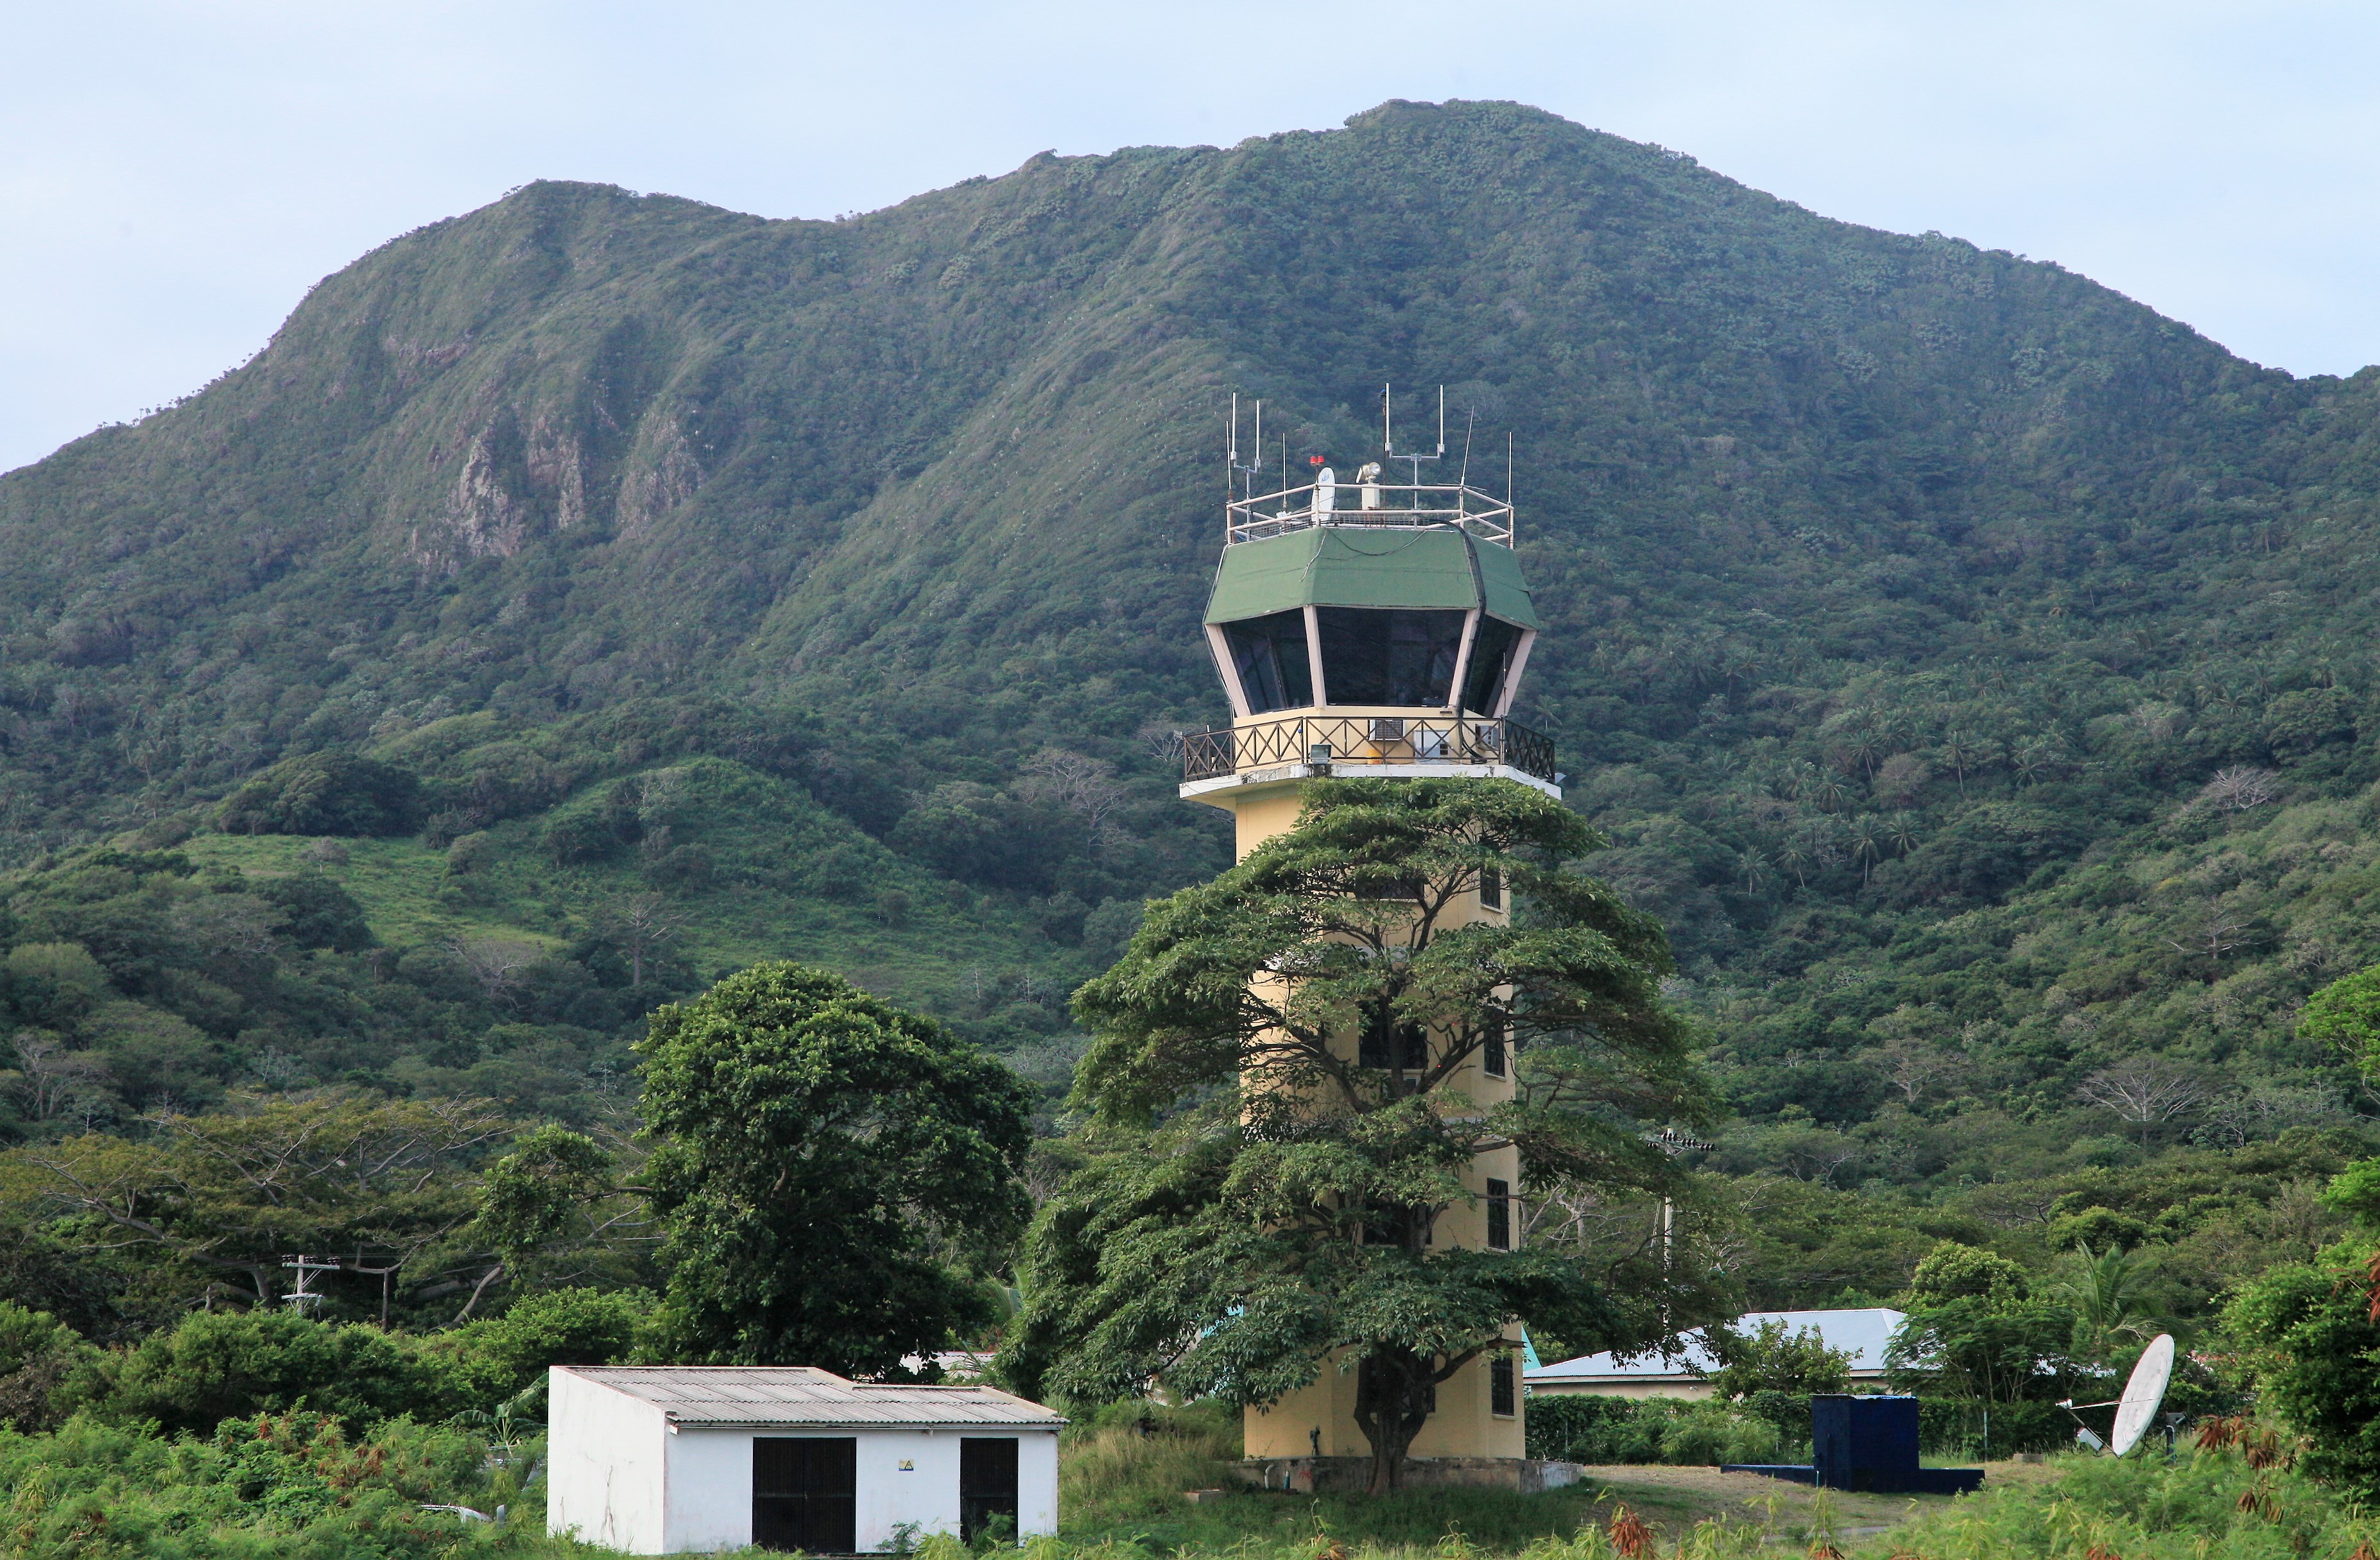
[959,1437,1020,1543]
[753,1437,856,1553]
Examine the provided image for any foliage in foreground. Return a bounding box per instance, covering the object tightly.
[1049,1443,2377,1560]
[2223,1159,2380,1494]
[0,1412,584,1559]
[1865,1446,2379,1560]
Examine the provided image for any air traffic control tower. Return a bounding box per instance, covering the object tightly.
[1178,399,1560,1472]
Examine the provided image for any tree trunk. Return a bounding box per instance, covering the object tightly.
[1351,1346,1436,1495]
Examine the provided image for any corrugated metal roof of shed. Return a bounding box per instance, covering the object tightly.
[557,1366,1067,1428]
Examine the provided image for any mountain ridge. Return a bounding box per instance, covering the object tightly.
[4,100,2380,1225]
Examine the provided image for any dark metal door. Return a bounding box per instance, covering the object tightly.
[753,1437,857,1553]
[959,1437,1019,1544]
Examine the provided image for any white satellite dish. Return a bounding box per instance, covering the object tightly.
[2109,1333,2176,1456]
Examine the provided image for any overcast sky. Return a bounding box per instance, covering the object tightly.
[4,1,2374,476]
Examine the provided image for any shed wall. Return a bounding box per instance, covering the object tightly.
[548,1368,669,1553]
[1017,1430,1060,1539]
[664,1428,755,1552]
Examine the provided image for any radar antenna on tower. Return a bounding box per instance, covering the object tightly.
[1383,384,1445,504]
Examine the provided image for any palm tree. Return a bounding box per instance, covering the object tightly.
[1847,726,1887,779]
[1803,770,1850,814]
[1884,811,1922,857]
[1938,730,2003,798]
[1777,834,1812,889]
[1738,847,1770,894]
[2057,1242,2157,1369]
[1849,815,1884,886]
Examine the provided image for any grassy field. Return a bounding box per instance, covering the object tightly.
[177,754,1089,1022]
[1,1403,2361,1559]
[1036,1409,2379,1560]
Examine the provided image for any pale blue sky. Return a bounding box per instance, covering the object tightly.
[4,1,2374,474]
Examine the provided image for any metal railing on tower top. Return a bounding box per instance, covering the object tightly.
[1226,481,1514,547]
[1182,714,1556,785]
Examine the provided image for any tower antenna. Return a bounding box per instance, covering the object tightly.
[1383,384,1445,506]
[1227,393,1265,504]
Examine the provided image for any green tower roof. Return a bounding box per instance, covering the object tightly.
[1202,528,1540,631]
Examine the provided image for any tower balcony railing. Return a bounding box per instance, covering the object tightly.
[1182,714,1556,785]
[1226,481,1514,546]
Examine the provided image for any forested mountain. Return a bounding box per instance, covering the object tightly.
[4,98,2380,1321]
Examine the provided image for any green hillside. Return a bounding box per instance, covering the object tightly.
[4,98,2380,1322]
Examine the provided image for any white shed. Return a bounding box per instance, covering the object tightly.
[546,1366,1065,1554]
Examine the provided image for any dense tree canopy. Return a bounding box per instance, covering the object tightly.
[638,961,1034,1375]
[1009,778,1712,1491]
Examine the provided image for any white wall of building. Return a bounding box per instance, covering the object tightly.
[546,1369,1062,1555]
[1016,1428,1060,1538]
[548,1369,670,1553]
[660,1427,754,1553]
[854,1428,961,1548]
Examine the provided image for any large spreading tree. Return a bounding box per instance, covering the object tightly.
[1003,777,1714,1493]
[638,962,1034,1375]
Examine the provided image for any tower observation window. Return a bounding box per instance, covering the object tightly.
[1222,610,1313,713]
[1318,608,1465,707]
[1462,617,1522,714]
[1487,1178,1512,1250]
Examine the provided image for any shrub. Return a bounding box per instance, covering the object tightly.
[0,1303,98,1433]
[96,1310,463,1436]
[216,751,422,837]
[1,942,110,1027]
[1524,1394,1782,1465]
[541,809,623,866]
[255,873,374,952]
[440,1287,647,1402]
[2223,1237,2380,1493]
[1703,1316,1851,1397]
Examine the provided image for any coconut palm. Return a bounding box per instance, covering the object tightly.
[2057,1242,2157,1369]
[1849,815,1884,886]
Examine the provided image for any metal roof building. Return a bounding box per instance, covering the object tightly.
[1525,1309,1906,1400]
[546,1366,1064,1554]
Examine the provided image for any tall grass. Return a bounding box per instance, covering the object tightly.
[1852,1448,2380,1559]
[1060,1401,1245,1530]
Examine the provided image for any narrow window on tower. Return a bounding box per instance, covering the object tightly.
[1490,1353,1517,1418]
[1479,867,1502,911]
[1486,1178,1511,1250]
[1363,1007,1427,1070]
[1483,1016,1506,1079]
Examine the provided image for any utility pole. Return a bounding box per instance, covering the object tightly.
[280,1253,340,1310]
[1644,1128,1713,1330]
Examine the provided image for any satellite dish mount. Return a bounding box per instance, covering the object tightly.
[2058,1333,2177,1457]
